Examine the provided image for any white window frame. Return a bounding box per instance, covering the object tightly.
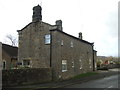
[71,41,73,47]
[61,40,64,46]
[79,59,82,69]
[62,60,67,72]
[72,60,74,68]
[45,34,51,44]
[89,59,91,64]
[22,59,31,68]
[89,59,92,68]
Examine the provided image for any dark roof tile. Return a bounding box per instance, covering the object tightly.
[2,44,18,57]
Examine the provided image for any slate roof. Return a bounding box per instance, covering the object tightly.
[50,29,94,45]
[17,21,93,46]
[2,44,18,58]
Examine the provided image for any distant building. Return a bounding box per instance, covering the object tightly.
[17,5,97,80]
[0,43,18,70]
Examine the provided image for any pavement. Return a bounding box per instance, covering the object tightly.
[2,68,119,90]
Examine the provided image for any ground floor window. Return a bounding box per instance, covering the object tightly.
[79,59,82,69]
[3,60,6,70]
[22,59,30,68]
[62,60,67,72]
[89,59,92,68]
[72,60,74,68]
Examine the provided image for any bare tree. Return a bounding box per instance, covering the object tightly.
[6,34,18,46]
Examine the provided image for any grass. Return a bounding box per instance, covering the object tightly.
[73,72,98,79]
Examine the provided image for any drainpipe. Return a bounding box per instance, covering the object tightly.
[92,43,95,71]
[50,31,52,67]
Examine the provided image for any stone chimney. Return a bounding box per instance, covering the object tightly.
[56,20,63,31]
[32,5,42,22]
[79,32,82,39]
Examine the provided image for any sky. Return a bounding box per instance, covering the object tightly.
[0,0,119,57]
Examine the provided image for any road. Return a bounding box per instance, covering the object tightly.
[64,74,119,88]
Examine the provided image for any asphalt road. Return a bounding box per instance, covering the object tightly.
[64,74,119,88]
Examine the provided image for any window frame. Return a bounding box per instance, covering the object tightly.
[62,60,67,72]
[71,41,73,47]
[89,58,92,69]
[61,40,64,46]
[45,34,51,44]
[2,60,6,70]
[22,59,31,68]
[72,60,74,68]
[79,59,82,69]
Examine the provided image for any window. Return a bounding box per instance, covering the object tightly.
[45,34,51,44]
[89,59,92,68]
[22,60,30,67]
[62,60,67,72]
[79,59,82,69]
[71,41,73,47]
[3,60,6,70]
[61,40,64,46]
[72,61,74,68]
[89,59,91,64]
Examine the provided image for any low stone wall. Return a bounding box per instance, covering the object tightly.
[2,68,52,87]
[107,64,120,69]
[97,64,120,70]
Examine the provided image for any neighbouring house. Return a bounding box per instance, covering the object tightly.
[0,42,18,70]
[97,56,119,69]
[17,5,97,80]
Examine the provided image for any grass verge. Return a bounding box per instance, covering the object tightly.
[73,72,98,79]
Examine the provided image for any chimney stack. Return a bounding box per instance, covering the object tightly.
[32,5,42,22]
[79,32,82,39]
[56,20,63,31]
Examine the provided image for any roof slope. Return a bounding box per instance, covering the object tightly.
[2,44,18,58]
[50,29,93,45]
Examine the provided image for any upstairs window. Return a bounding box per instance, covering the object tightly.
[45,34,51,44]
[71,41,73,47]
[61,40,64,46]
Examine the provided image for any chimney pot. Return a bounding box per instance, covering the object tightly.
[55,20,63,31]
[79,32,82,39]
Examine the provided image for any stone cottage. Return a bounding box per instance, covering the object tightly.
[0,42,18,70]
[17,5,97,80]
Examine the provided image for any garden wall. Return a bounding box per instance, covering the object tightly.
[2,68,52,87]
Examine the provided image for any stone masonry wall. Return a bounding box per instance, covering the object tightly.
[51,30,94,80]
[2,68,52,87]
[2,50,11,70]
[18,21,53,68]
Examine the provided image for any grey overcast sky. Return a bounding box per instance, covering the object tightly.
[0,0,119,57]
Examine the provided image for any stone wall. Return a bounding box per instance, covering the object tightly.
[18,21,53,68]
[2,68,52,87]
[51,30,94,80]
[107,64,120,69]
[2,49,11,70]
